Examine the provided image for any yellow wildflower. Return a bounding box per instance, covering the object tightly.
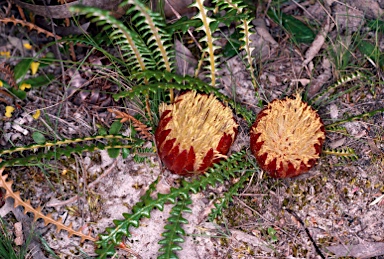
[32,109,41,120]
[30,62,40,75]
[19,83,31,91]
[23,43,33,50]
[5,106,15,118]
[0,51,10,58]
[0,81,3,87]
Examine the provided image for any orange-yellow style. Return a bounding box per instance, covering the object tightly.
[155,91,238,176]
[250,94,325,178]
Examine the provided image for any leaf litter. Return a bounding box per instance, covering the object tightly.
[0,0,384,258]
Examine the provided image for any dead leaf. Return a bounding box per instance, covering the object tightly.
[329,138,346,149]
[66,70,87,98]
[334,3,365,34]
[14,222,23,246]
[7,36,31,53]
[352,0,384,19]
[329,104,339,119]
[175,39,197,77]
[327,242,384,258]
[253,18,278,46]
[230,229,273,253]
[303,16,333,66]
[367,139,381,155]
[291,78,311,86]
[308,58,332,97]
[164,0,195,19]
[344,122,366,138]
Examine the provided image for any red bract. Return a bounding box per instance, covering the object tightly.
[155,91,238,176]
[250,95,325,178]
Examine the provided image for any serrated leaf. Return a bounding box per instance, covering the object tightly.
[14,59,33,80]
[107,148,120,158]
[158,253,179,259]
[166,16,202,34]
[210,10,248,31]
[98,127,108,136]
[191,0,219,86]
[158,243,183,251]
[109,121,123,135]
[32,132,46,144]
[95,151,247,257]
[0,136,141,167]
[122,148,130,159]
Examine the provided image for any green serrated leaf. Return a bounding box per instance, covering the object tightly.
[0,135,141,167]
[20,74,54,88]
[158,253,179,259]
[210,10,249,31]
[166,16,202,34]
[95,151,247,257]
[122,148,130,159]
[14,59,33,80]
[158,196,192,259]
[208,170,253,221]
[107,148,120,158]
[109,121,123,135]
[98,127,108,136]
[32,132,46,144]
[191,0,219,86]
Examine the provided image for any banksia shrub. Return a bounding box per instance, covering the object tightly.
[155,91,238,176]
[250,95,325,178]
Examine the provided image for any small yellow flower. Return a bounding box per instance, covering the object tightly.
[30,62,40,75]
[0,51,10,58]
[0,81,3,87]
[23,43,33,50]
[5,106,15,118]
[32,109,41,120]
[19,83,31,91]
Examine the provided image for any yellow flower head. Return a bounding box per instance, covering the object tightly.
[32,109,41,120]
[0,81,3,87]
[5,106,15,118]
[30,62,40,75]
[0,51,10,58]
[19,83,31,91]
[23,43,33,50]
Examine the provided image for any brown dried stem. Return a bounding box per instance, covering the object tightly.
[0,167,97,243]
[0,16,62,40]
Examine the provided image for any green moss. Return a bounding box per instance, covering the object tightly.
[219,237,229,247]
[223,204,248,226]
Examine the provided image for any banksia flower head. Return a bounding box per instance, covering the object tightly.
[155,91,238,176]
[250,94,325,178]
